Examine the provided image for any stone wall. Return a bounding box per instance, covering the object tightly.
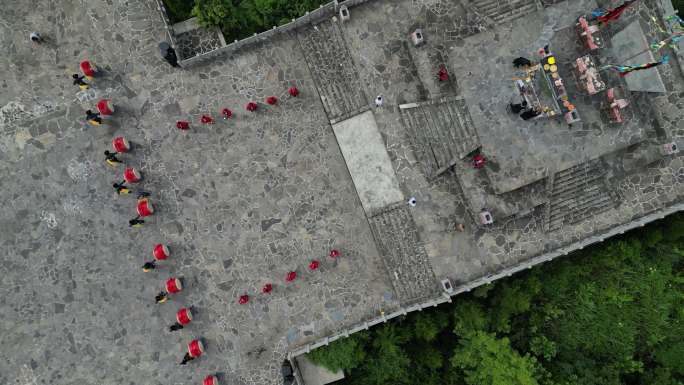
[153,0,178,50]
[152,0,377,67]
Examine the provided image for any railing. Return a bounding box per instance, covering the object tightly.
[153,0,178,50]
[173,0,376,67]
[287,202,684,359]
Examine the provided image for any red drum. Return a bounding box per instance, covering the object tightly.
[96,99,114,115]
[329,249,340,258]
[188,339,204,358]
[262,283,273,294]
[153,244,170,260]
[166,278,182,294]
[112,136,130,153]
[203,375,219,385]
[308,260,320,270]
[176,307,193,325]
[246,102,258,112]
[80,60,97,79]
[123,167,141,183]
[288,87,299,97]
[238,294,249,305]
[285,271,297,282]
[266,96,278,105]
[137,199,153,217]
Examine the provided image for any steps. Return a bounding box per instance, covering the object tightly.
[546,159,615,231]
[298,21,366,122]
[469,0,538,25]
[368,203,439,304]
[400,96,480,178]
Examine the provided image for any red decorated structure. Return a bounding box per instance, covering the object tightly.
[246,102,258,112]
[166,278,183,294]
[201,115,214,124]
[112,136,130,153]
[96,99,114,115]
[285,271,297,282]
[79,60,97,79]
[262,283,273,294]
[123,167,141,183]
[288,86,299,97]
[176,307,193,326]
[238,294,249,304]
[188,339,204,358]
[266,96,278,105]
[137,198,154,217]
[176,121,190,130]
[221,108,232,119]
[153,244,170,260]
[438,67,449,81]
[329,249,340,258]
[203,375,219,385]
[308,260,320,270]
[472,154,486,169]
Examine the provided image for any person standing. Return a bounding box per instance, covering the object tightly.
[86,110,102,125]
[72,74,89,89]
[159,42,180,68]
[180,352,195,365]
[129,216,145,228]
[155,291,168,303]
[142,261,156,272]
[104,150,122,166]
[29,32,43,44]
[113,180,130,195]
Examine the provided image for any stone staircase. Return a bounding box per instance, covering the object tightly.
[298,21,367,122]
[545,158,616,232]
[468,0,539,25]
[400,96,480,178]
[368,203,439,304]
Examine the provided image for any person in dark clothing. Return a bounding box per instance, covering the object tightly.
[513,57,533,68]
[73,74,89,89]
[520,107,542,120]
[113,181,130,195]
[104,150,121,166]
[155,291,168,303]
[142,261,156,272]
[129,216,145,228]
[180,353,195,365]
[169,322,184,332]
[86,110,102,125]
[510,99,528,114]
[159,42,179,67]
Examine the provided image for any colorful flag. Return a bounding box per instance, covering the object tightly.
[602,56,669,77]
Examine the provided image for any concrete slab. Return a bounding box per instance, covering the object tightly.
[332,110,404,212]
[297,355,345,385]
[611,20,667,93]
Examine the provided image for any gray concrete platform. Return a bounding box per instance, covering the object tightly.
[332,110,404,213]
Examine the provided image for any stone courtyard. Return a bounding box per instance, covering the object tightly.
[0,0,682,384]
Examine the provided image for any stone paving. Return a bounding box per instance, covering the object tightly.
[1,0,683,384]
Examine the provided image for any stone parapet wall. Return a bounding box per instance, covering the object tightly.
[151,0,376,67]
[153,0,178,50]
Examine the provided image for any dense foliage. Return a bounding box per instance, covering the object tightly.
[163,0,328,40]
[308,213,684,385]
